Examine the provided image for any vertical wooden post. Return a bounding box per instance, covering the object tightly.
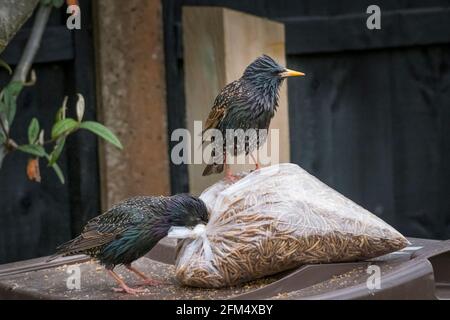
[183,7,290,195]
[94,0,170,208]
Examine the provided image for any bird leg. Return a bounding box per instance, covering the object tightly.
[250,153,261,170]
[125,264,163,286]
[108,269,146,295]
[224,154,238,182]
[224,164,238,182]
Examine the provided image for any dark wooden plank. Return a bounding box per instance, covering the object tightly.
[389,45,450,238]
[163,0,190,194]
[0,4,99,264]
[0,66,72,264]
[180,0,450,18]
[284,7,450,54]
[288,44,450,239]
[440,47,450,238]
[288,50,396,225]
[0,26,74,64]
[64,0,100,236]
[174,1,450,55]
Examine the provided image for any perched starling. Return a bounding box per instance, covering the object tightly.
[48,194,208,294]
[202,54,304,179]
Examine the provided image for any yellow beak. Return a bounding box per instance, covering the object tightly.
[280,68,305,77]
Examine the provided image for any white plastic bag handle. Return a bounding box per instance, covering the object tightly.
[168,224,206,239]
[168,224,213,261]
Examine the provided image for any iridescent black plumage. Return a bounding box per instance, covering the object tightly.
[49,194,208,293]
[202,54,304,177]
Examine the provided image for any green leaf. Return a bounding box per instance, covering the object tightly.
[51,118,79,139]
[2,81,23,126]
[43,152,65,183]
[80,121,123,149]
[0,59,12,75]
[48,137,66,166]
[17,144,46,157]
[0,101,6,115]
[0,101,6,140]
[50,163,65,184]
[4,81,23,97]
[28,118,40,144]
[55,107,65,122]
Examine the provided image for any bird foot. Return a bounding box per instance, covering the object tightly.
[225,174,239,182]
[112,286,147,295]
[251,165,262,173]
[136,278,164,287]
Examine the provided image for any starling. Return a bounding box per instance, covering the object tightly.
[48,194,208,294]
[202,54,304,179]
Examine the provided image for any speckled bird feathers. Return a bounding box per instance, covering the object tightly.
[53,196,170,268]
[202,59,284,177]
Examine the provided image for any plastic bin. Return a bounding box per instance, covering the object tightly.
[0,237,448,300]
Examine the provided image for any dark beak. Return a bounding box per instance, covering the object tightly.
[279,68,305,78]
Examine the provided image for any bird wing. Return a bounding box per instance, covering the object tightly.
[203,106,227,133]
[56,198,158,255]
[202,80,242,143]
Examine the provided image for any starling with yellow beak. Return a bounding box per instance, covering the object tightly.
[202,54,305,179]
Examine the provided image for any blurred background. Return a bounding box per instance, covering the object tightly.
[0,0,449,264]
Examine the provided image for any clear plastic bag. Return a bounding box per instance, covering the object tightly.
[169,163,409,288]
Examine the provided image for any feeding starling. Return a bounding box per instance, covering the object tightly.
[48,194,208,294]
[202,54,305,179]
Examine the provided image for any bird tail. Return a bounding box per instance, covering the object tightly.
[45,237,80,262]
[46,253,62,262]
[202,163,224,176]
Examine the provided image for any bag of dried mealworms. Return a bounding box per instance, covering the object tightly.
[168,163,409,288]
